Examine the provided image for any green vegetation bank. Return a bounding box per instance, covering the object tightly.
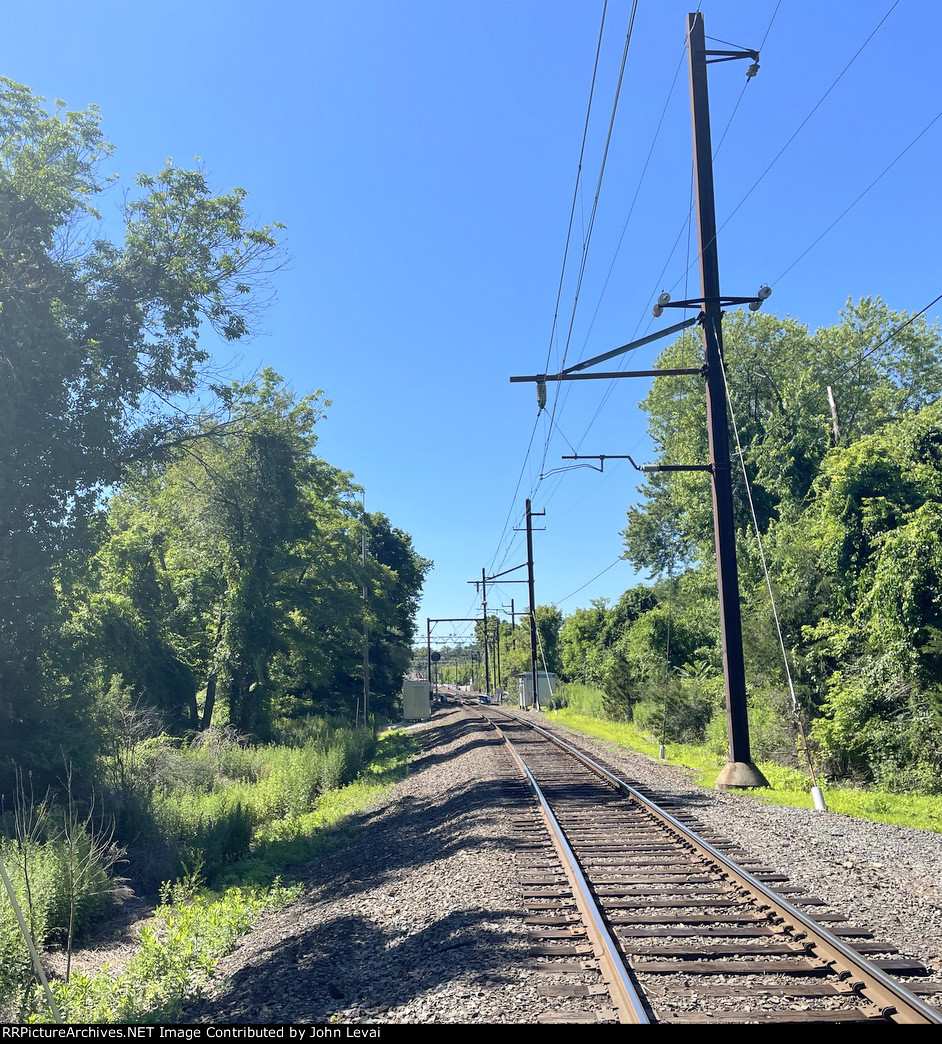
[0,79,428,1018]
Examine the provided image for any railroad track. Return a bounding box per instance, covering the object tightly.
[473,702,942,1025]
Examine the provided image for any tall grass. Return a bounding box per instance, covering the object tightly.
[21,728,416,1024]
[138,718,378,882]
[2,715,387,1018]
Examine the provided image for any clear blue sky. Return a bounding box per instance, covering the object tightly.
[5,1,940,646]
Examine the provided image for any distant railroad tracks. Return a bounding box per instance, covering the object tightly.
[471,701,942,1025]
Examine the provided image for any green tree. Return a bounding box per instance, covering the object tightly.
[617,300,942,784]
[796,403,942,787]
[558,600,610,685]
[533,604,563,678]
[624,299,942,573]
[70,373,429,737]
[0,78,283,785]
[361,514,431,717]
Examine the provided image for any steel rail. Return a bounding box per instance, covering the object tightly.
[485,713,651,1024]
[503,708,940,1025]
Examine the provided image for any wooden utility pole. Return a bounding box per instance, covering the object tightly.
[688,12,767,788]
[826,385,841,445]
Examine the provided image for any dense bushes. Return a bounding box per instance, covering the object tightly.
[612,304,942,793]
[127,719,379,882]
[0,716,380,1016]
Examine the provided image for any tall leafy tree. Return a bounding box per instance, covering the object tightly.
[361,513,431,717]
[70,373,430,737]
[559,601,610,686]
[0,78,283,780]
[623,299,942,573]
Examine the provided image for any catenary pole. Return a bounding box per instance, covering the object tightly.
[526,499,543,712]
[688,12,767,788]
[482,568,490,697]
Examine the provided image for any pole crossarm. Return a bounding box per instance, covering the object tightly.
[562,453,712,474]
[510,366,704,384]
[510,316,700,387]
[659,296,764,309]
[486,562,528,581]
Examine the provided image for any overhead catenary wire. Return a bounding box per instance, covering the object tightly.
[490,4,705,579]
[537,10,713,482]
[566,0,910,502]
[572,37,690,367]
[772,108,942,287]
[574,158,698,457]
[487,0,611,581]
[541,0,612,381]
[538,1,640,478]
[489,0,906,618]
[492,29,716,588]
[677,0,901,292]
[487,414,542,576]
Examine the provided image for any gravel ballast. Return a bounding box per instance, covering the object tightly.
[181,704,942,1024]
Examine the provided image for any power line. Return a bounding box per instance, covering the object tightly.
[487,414,541,575]
[523,1,910,622]
[496,4,754,587]
[489,0,612,578]
[490,4,645,578]
[542,0,611,379]
[488,0,810,615]
[574,37,690,366]
[557,557,627,606]
[539,0,641,477]
[772,108,942,287]
[682,0,901,286]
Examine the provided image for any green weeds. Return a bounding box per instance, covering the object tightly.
[6,726,416,1023]
[23,880,299,1024]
